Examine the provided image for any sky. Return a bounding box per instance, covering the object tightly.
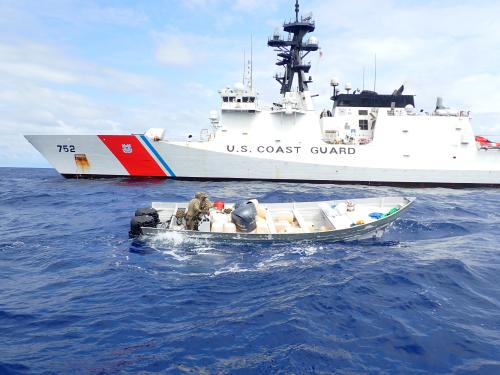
[1,0,500,167]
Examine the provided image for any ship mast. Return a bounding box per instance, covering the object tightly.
[268,0,319,95]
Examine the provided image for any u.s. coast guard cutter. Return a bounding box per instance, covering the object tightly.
[25,1,500,186]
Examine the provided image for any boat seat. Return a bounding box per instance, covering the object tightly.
[328,215,352,230]
[319,204,351,230]
[169,204,181,229]
[265,211,277,234]
[292,207,308,229]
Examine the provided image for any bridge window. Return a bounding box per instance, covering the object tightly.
[359,119,369,130]
[358,110,368,115]
[223,97,229,102]
[242,97,249,103]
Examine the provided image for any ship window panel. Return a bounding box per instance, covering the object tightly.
[335,94,415,108]
[359,119,369,130]
[242,97,249,103]
[229,97,235,102]
[223,97,229,102]
[249,97,255,103]
[358,110,368,115]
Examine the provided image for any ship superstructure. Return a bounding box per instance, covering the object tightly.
[25,1,500,186]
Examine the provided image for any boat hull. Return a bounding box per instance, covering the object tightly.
[139,197,415,242]
[140,218,393,242]
[25,134,500,186]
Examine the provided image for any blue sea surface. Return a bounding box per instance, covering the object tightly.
[1,167,499,374]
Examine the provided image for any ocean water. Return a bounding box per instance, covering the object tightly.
[1,167,499,374]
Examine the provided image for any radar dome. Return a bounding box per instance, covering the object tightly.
[234,82,245,91]
[330,77,339,86]
[307,36,318,45]
[345,82,352,90]
[405,104,415,114]
[303,12,313,21]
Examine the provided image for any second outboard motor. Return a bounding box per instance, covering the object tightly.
[129,214,157,238]
[231,202,257,233]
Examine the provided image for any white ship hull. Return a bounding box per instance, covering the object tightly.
[25,130,500,186]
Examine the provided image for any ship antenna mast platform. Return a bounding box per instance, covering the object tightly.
[268,0,319,95]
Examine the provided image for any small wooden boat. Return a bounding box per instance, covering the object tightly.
[130,196,415,242]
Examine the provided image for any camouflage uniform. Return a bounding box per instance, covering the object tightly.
[199,193,213,215]
[186,192,211,230]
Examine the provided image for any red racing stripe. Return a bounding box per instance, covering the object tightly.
[98,135,167,177]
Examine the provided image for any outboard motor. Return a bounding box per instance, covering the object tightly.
[129,215,156,238]
[129,207,159,238]
[231,201,257,233]
[135,207,159,224]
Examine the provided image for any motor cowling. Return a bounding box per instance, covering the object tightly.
[129,214,157,238]
[135,207,159,224]
[231,202,257,233]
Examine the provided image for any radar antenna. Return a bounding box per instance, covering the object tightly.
[243,36,254,91]
[250,34,253,91]
[268,0,319,94]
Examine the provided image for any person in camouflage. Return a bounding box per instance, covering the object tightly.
[199,192,213,215]
[186,192,212,230]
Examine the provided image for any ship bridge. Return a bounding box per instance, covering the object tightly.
[219,84,259,113]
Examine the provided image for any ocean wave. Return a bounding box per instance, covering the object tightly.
[1,168,500,374]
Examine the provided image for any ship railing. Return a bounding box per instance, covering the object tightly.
[386,108,471,118]
[432,109,471,117]
[144,133,213,143]
[283,19,315,26]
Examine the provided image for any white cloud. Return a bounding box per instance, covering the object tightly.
[182,0,282,12]
[152,30,244,71]
[0,42,77,83]
[0,61,77,84]
[182,0,219,9]
[447,73,500,113]
[0,39,209,167]
[81,5,149,26]
[233,0,280,12]
[0,40,166,95]
[0,1,150,28]
[155,36,195,67]
[302,0,500,137]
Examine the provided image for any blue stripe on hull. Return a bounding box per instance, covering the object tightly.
[139,135,176,177]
